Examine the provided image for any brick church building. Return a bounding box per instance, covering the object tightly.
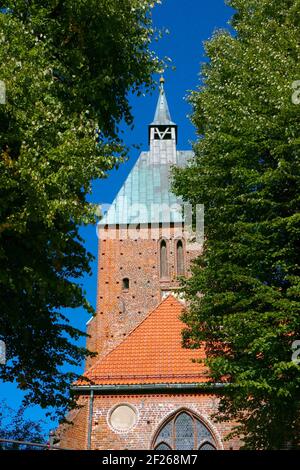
[58,79,240,450]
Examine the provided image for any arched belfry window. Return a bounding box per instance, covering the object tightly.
[153,410,217,451]
[176,240,185,275]
[160,240,168,279]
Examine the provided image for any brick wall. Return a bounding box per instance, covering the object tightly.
[57,395,89,450]
[86,225,201,368]
[58,392,241,450]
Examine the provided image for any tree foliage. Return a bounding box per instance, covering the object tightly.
[0,0,161,418]
[0,401,46,449]
[173,0,300,449]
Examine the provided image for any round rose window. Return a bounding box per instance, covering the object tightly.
[109,405,137,432]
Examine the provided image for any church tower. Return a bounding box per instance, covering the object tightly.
[86,78,196,366]
[57,80,240,451]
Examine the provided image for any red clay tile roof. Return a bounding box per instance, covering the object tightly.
[78,295,209,386]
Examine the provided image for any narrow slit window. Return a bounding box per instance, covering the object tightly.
[122,278,129,290]
[176,240,184,275]
[160,240,168,278]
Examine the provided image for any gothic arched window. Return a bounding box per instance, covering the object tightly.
[160,240,168,279]
[176,240,185,275]
[153,410,217,451]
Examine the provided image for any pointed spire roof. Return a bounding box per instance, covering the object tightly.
[98,77,193,227]
[151,76,176,126]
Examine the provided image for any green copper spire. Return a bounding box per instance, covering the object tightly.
[99,78,192,227]
[151,76,176,125]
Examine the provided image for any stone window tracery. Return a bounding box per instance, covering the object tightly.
[153,410,217,451]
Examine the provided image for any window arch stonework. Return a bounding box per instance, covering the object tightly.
[152,410,218,451]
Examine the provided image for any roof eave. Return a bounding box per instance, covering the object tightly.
[71,382,228,394]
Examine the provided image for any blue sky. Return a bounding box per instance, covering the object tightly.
[0,0,234,437]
